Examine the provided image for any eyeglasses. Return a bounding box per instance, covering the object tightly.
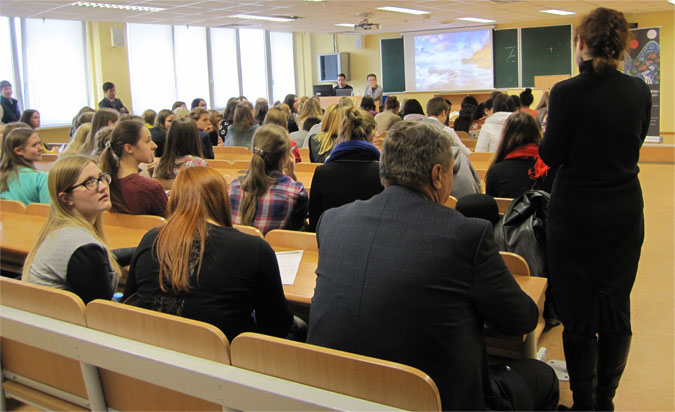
[65,173,111,192]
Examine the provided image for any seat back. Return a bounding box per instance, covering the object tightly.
[0,277,90,408]
[230,160,250,170]
[25,202,50,217]
[213,146,250,154]
[85,300,230,411]
[455,130,470,140]
[233,224,264,238]
[494,197,514,215]
[298,147,310,161]
[103,211,165,230]
[294,162,321,173]
[0,199,26,214]
[213,152,253,162]
[443,195,458,209]
[468,152,494,170]
[499,251,530,276]
[265,229,318,251]
[231,333,442,411]
[204,158,232,168]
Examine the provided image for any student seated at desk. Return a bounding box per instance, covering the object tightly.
[153,117,208,181]
[308,107,383,232]
[0,127,50,205]
[23,155,120,304]
[229,125,308,235]
[307,121,558,411]
[100,119,168,217]
[475,93,513,153]
[124,166,294,340]
[308,104,341,163]
[486,111,555,198]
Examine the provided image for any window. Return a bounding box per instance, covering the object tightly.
[127,23,176,114]
[0,17,14,85]
[210,27,239,109]
[269,32,296,104]
[127,25,296,112]
[238,29,268,103]
[173,25,209,108]
[22,19,88,126]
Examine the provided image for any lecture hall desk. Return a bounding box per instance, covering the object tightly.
[272,244,547,359]
[0,213,545,358]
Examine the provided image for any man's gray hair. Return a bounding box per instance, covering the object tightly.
[380,121,453,188]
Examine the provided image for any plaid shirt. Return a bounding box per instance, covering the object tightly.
[229,171,308,234]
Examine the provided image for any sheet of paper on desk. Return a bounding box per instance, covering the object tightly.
[275,250,303,285]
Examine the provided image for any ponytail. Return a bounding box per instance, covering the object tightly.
[239,125,291,225]
[100,119,144,213]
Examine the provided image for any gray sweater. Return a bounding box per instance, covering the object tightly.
[28,226,118,296]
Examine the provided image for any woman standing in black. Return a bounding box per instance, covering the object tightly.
[539,8,651,411]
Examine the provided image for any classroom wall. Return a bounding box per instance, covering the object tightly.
[295,10,673,133]
[88,22,133,114]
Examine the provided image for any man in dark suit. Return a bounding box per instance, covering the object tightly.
[307,121,559,411]
[98,82,129,114]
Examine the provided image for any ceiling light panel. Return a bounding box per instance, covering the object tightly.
[376,6,430,15]
[229,14,294,22]
[71,1,165,12]
[457,17,496,23]
[540,9,576,15]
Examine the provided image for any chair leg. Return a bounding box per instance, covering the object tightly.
[595,334,631,412]
[562,329,598,411]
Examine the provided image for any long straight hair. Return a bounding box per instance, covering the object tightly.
[297,97,322,126]
[493,111,542,164]
[62,123,92,156]
[233,101,255,131]
[0,128,38,192]
[155,117,203,180]
[155,166,231,293]
[22,155,121,280]
[239,125,290,225]
[315,104,342,155]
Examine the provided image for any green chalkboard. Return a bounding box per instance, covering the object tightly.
[493,29,519,89]
[521,25,572,87]
[381,38,405,92]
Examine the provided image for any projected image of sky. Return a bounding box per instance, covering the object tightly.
[414,29,493,91]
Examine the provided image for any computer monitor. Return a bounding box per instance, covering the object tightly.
[335,88,353,97]
[313,84,334,97]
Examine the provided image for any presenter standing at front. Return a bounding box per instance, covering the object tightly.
[539,7,651,411]
[363,73,383,111]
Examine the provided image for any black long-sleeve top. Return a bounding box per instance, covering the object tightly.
[539,60,651,216]
[123,224,293,340]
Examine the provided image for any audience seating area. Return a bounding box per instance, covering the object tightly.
[0,276,438,411]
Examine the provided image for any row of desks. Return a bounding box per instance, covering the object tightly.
[0,211,545,358]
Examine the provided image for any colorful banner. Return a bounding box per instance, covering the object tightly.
[624,27,661,140]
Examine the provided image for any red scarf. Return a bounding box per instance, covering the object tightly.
[504,143,550,179]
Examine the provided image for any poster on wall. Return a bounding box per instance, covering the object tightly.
[624,27,661,142]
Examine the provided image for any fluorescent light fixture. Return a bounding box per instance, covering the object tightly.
[335,23,356,27]
[457,17,496,23]
[376,6,430,15]
[71,1,165,12]
[540,9,576,16]
[230,14,294,22]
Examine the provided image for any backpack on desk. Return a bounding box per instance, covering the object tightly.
[494,190,550,277]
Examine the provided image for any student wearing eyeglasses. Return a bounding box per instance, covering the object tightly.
[23,155,121,304]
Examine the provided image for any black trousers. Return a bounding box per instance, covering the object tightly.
[490,359,559,411]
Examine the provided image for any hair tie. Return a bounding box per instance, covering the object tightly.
[254,147,264,156]
[105,141,111,149]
